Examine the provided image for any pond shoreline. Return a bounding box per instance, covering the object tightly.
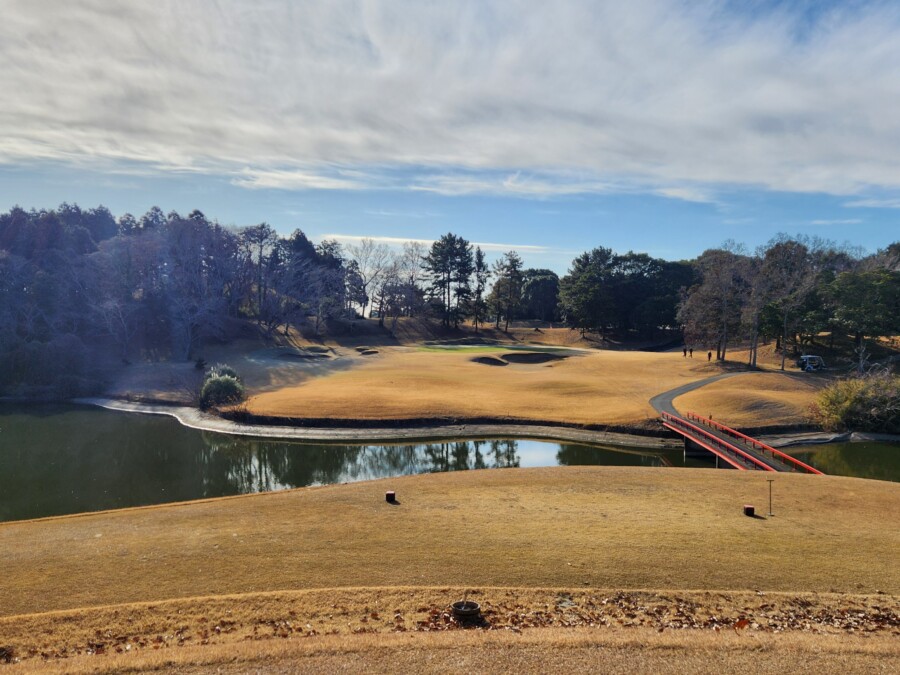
[74,397,679,449]
[70,397,897,449]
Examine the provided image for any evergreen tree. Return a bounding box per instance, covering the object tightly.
[559,247,616,337]
[471,247,491,331]
[422,233,473,328]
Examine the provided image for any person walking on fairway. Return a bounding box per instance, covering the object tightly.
[683,347,687,357]
[707,351,712,362]
[689,348,693,358]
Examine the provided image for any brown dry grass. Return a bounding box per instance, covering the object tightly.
[112,629,900,675]
[674,372,825,427]
[245,348,715,425]
[5,591,899,673]
[11,632,900,675]
[3,467,898,621]
[3,468,898,671]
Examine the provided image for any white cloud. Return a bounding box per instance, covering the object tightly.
[231,168,370,191]
[654,187,716,204]
[409,172,618,197]
[810,218,863,225]
[4,1,900,198]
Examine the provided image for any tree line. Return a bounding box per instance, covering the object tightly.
[1,203,898,395]
[676,236,900,371]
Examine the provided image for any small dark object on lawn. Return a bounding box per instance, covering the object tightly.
[743,504,755,517]
[386,491,396,503]
[451,600,481,621]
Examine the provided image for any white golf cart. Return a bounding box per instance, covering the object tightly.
[797,355,826,372]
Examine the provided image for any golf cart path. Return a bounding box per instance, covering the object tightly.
[648,372,745,417]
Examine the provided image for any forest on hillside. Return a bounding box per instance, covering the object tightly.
[1,204,898,396]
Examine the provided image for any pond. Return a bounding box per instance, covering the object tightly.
[785,441,900,482]
[1,404,897,522]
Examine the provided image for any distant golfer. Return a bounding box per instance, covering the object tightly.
[689,348,693,358]
[707,351,712,362]
[683,347,687,357]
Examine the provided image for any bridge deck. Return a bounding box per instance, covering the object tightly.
[660,411,824,474]
[683,412,823,474]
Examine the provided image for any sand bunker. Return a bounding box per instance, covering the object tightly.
[471,355,508,366]
[276,351,330,360]
[501,352,568,364]
[425,337,501,346]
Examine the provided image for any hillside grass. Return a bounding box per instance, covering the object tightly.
[244,348,718,425]
[3,467,897,621]
[674,372,825,427]
[2,467,898,670]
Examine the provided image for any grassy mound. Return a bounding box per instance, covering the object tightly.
[2,467,897,671]
[3,467,897,620]
[245,349,709,425]
[673,372,823,428]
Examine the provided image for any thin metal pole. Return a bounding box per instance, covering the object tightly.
[767,478,774,516]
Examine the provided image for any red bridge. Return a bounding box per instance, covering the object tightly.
[660,411,824,474]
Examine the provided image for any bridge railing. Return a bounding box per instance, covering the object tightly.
[684,412,824,475]
[660,412,776,472]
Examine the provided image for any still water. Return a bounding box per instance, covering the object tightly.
[786,442,900,483]
[0,403,689,522]
[1,404,896,522]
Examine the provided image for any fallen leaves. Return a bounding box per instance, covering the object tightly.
[4,590,899,666]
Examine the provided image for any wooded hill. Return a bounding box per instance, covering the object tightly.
[0,204,897,396]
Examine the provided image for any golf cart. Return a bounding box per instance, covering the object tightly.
[797,355,825,372]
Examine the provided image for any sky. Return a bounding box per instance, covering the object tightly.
[2,0,899,273]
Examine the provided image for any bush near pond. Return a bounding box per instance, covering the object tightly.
[208,363,241,381]
[200,364,245,409]
[812,372,900,434]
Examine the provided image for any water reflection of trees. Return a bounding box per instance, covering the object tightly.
[198,436,523,493]
[6,404,897,523]
[789,443,900,482]
[420,439,519,473]
[2,405,534,521]
[556,443,672,468]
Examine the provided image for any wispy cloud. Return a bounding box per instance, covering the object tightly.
[5,1,900,199]
[843,199,900,209]
[409,172,618,198]
[654,187,716,204]
[810,218,863,225]
[321,233,553,253]
[363,209,440,219]
[231,168,370,191]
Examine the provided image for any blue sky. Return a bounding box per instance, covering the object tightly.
[2,1,899,273]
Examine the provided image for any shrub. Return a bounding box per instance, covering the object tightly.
[200,374,245,409]
[812,373,900,433]
[207,363,241,381]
